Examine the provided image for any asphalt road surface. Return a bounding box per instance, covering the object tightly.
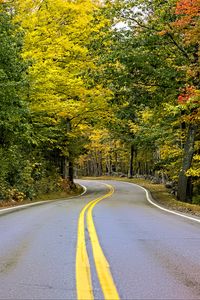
[0,179,200,300]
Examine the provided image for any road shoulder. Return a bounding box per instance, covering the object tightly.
[0,183,86,216]
[82,176,200,220]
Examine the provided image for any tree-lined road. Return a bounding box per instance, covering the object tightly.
[0,180,200,299]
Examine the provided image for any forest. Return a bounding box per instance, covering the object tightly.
[0,0,199,204]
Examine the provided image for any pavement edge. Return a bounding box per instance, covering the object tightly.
[126,181,200,224]
[0,183,87,217]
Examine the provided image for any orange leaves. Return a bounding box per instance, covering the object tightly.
[173,0,200,44]
[178,87,200,125]
[157,29,168,36]
[175,0,200,17]
[178,86,196,104]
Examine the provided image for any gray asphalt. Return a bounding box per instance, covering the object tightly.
[0,180,200,300]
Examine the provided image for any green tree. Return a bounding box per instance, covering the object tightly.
[0,1,31,200]
[94,0,199,201]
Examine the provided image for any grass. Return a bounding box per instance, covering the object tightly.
[0,184,84,209]
[82,176,200,217]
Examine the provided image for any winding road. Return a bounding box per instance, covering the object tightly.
[0,180,200,299]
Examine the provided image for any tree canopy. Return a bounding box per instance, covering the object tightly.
[0,0,199,203]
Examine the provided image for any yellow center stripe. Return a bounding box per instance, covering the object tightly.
[76,204,94,300]
[87,184,120,300]
[76,184,120,300]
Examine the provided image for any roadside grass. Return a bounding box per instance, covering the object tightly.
[0,184,84,209]
[35,185,83,201]
[82,176,200,217]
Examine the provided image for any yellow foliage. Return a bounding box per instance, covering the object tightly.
[186,154,200,177]
[128,121,140,134]
[141,108,153,122]
[160,144,182,160]
[14,0,112,154]
[186,168,200,177]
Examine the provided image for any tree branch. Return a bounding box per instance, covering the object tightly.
[166,31,190,61]
[121,14,160,32]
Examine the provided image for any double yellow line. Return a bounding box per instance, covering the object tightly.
[76,184,120,300]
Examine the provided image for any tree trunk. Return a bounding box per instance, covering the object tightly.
[65,118,75,187]
[128,144,134,178]
[61,156,68,179]
[177,124,196,202]
[109,155,112,175]
[68,159,74,188]
[99,151,103,176]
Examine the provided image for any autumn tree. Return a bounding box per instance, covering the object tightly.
[77,128,129,177]
[14,0,112,186]
[172,0,200,201]
[93,0,199,201]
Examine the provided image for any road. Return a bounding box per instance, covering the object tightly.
[0,179,200,300]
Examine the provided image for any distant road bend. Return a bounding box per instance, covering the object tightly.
[0,179,200,299]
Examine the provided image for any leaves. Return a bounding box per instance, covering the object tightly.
[0,0,199,202]
[175,0,200,42]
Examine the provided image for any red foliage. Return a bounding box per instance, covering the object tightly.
[177,86,196,104]
[175,0,200,16]
[174,0,200,27]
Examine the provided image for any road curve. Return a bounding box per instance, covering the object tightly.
[0,179,200,299]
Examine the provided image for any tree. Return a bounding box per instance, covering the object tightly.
[77,128,129,177]
[15,0,112,185]
[92,0,199,201]
[172,0,200,201]
[0,1,32,200]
